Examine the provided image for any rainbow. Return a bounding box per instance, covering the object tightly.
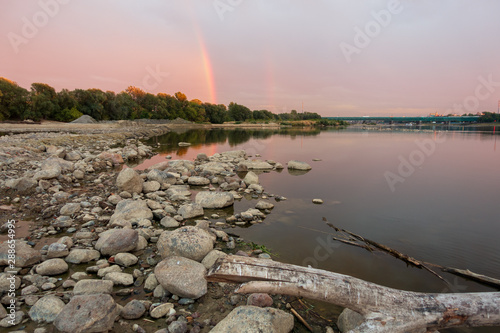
[196,36,217,104]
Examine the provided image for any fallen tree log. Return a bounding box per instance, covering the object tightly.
[207,255,500,333]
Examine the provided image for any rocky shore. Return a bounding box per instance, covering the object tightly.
[0,124,331,333]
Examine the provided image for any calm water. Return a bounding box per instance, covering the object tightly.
[141,127,500,332]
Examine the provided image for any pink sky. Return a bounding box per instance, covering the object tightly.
[1,0,500,116]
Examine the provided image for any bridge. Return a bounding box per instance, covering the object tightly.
[325,116,479,124]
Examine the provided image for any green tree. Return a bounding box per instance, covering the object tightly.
[30,83,60,120]
[204,103,228,124]
[0,77,28,120]
[73,88,106,120]
[228,102,252,121]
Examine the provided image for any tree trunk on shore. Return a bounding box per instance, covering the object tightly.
[206,255,500,333]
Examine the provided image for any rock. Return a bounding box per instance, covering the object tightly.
[53,294,119,333]
[195,191,234,209]
[0,310,24,327]
[178,142,191,147]
[201,250,227,269]
[210,306,294,333]
[240,160,274,170]
[160,216,180,228]
[34,159,62,180]
[255,200,274,210]
[97,151,124,165]
[187,176,210,186]
[312,198,323,204]
[196,153,209,161]
[65,151,81,161]
[0,241,41,267]
[121,300,146,320]
[28,295,65,323]
[65,249,100,264]
[22,284,39,295]
[144,273,158,291]
[116,168,144,194]
[59,203,81,216]
[4,177,37,193]
[337,308,364,332]
[287,160,312,170]
[157,226,214,261]
[0,273,20,293]
[95,229,139,256]
[35,258,68,276]
[143,181,161,193]
[103,272,134,286]
[243,171,259,185]
[46,242,69,258]
[199,162,228,174]
[168,321,188,333]
[177,203,204,219]
[150,303,174,319]
[154,256,207,299]
[114,253,138,267]
[109,199,153,228]
[247,293,273,307]
[74,280,114,295]
[147,169,177,184]
[107,194,122,205]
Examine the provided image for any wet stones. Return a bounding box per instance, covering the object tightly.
[195,191,234,209]
[157,226,213,261]
[154,256,207,299]
[116,168,143,194]
[95,228,139,256]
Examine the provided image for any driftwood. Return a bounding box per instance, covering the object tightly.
[323,221,500,289]
[207,255,500,333]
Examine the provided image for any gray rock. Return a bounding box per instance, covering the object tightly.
[4,177,37,193]
[74,279,114,295]
[54,294,118,333]
[0,273,20,292]
[147,169,177,184]
[116,168,143,194]
[157,226,214,261]
[255,200,274,210]
[240,160,274,170]
[243,171,259,185]
[312,198,323,204]
[97,265,122,278]
[103,272,134,286]
[144,273,158,291]
[150,303,174,319]
[65,151,81,161]
[109,199,153,228]
[0,310,24,327]
[196,153,209,161]
[35,258,68,276]
[46,243,69,258]
[177,203,204,219]
[337,308,364,332]
[160,216,180,228]
[201,249,227,269]
[168,320,188,333]
[195,191,234,209]
[154,256,207,299]
[210,306,294,333]
[107,194,122,205]
[287,160,312,170]
[95,228,139,256]
[121,300,146,319]
[0,241,41,268]
[59,203,81,216]
[143,180,161,193]
[73,169,85,179]
[114,253,138,267]
[188,176,210,186]
[199,162,228,174]
[34,159,62,181]
[220,150,246,159]
[28,295,65,323]
[65,249,100,264]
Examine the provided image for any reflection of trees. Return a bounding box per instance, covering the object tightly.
[145,128,326,153]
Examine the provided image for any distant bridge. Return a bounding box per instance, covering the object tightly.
[325,116,479,123]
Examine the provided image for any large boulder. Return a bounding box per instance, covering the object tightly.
[53,294,119,333]
[109,199,153,228]
[95,229,138,256]
[287,160,312,170]
[116,168,143,194]
[177,203,204,219]
[195,191,234,209]
[28,295,65,323]
[157,226,214,261]
[243,171,259,185]
[154,256,207,299]
[147,169,177,184]
[0,241,41,268]
[210,306,294,333]
[4,177,37,193]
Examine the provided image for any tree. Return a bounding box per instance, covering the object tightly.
[228,102,252,121]
[29,83,59,120]
[174,91,187,102]
[0,77,28,120]
[73,88,106,120]
[125,86,146,102]
[204,103,228,124]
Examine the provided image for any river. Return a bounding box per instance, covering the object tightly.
[140,126,500,332]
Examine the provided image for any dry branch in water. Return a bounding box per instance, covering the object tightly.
[207,255,500,333]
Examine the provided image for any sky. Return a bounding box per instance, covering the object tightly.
[1,0,500,117]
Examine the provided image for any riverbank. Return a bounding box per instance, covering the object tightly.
[0,122,333,333]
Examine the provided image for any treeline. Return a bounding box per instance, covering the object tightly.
[0,77,322,123]
[478,112,500,123]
